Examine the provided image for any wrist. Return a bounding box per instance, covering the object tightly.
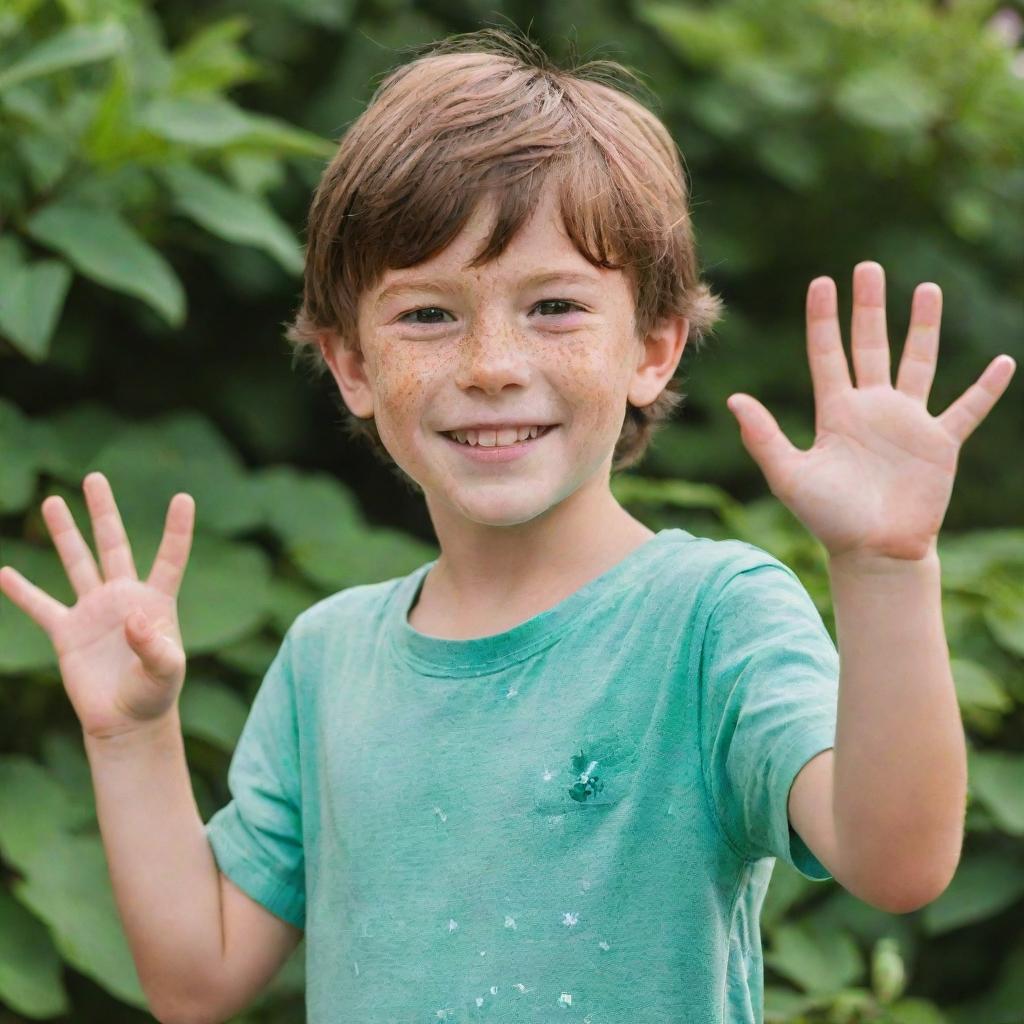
[83,709,182,751]
[828,548,941,583]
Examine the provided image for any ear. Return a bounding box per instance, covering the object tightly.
[627,315,689,408]
[317,330,374,419]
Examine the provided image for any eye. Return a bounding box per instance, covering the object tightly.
[533,299,584,317]
[396,300,584,326]
[397,307,451,325]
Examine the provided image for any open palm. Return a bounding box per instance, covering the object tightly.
[0,473,195,738]
[727,262,1017,561]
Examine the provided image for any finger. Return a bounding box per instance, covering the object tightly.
[851,261,891,388]
[937,355,1017,445]
[40,495,104,598]
[806,276,852,426]
[896,283,942,406]
[147,493,196,599]
[125,610,184,685]
[0,565,69,635]
[83,471,138,582]
[727,393,803,500]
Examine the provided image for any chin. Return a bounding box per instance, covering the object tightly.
[439,483,562,528]
[457,499,553,528]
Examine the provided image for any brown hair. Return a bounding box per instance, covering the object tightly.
[283,26,724,486]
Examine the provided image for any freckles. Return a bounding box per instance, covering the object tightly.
[376,352,435,418]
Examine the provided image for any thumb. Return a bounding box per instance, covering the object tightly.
[726,394,801,495]
[125,610,180,683]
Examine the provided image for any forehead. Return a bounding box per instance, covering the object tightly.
[373,180,605,296]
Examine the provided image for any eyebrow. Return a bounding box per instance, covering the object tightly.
[373,269,603,308]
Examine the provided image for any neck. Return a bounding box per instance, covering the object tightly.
[419,482,654,621]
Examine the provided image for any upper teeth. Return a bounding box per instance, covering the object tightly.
[448,425,547,447]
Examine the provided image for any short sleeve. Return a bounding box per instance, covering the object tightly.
[204,629,306,928]
[698,559,839,880]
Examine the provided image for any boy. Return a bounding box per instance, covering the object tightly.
[1,24,1012,1024]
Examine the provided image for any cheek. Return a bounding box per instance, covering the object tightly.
[553,349,632,431]
[370,351,436,429]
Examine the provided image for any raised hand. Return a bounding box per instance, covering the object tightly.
[725,261,1017,562]
[0,472,196,739]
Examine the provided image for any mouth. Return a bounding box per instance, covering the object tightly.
[439,424,557,449]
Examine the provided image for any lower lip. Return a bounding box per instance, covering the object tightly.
[440,426,557,463]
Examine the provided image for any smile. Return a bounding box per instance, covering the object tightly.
[439,425,557,463]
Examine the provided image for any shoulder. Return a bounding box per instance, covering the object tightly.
[653,529,797,602]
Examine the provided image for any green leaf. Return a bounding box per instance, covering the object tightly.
[266,0,356,28]
[36,401,125,480]
[88,411,262,538]
[635,2,757,67]
[0,81,51,126]
[176,535,275,653]
[39,731,96,830]
[833,66,944,134]
[179,677,249,752]
[0,0,48,42]
[255,465,363,543]
[12,833,147,1006]
[684,80,752,138]
[0,884,69,1018]
[215,634,283,675]
[0,20,126,91]
[944,188,995,242]
[0,758,79,868]
[265,576,324,635]
[752,130,823,191]
[169,15,265,94]
[24,202,185,327]
[763,918,863,994]
[0,396,41,513]
[138,95,335,157]
[611,474,739,515]
[16,128,73,192]
[920,850,1024,934]
[938,529,1024,591]
[0,235,72,361]
[984,583,1024,658]
[221,151,286,195]
[950,657,1013,718]
[725,58,819,114]
[298,525,439,589]
[967,749,1024,834]
[883,997,951,1023]
[0,539,69,673]
[158,162,303,274]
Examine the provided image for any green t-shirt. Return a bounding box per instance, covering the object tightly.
[204,527,840,1023]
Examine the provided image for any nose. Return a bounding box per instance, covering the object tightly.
[453,321,532,395]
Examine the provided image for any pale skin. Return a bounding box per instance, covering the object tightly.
[734,262,1016,913]
[317,179,688,638]
[0,240,1012,914]
[0,474,195,739]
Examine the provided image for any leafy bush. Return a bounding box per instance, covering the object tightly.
[1,1,1021,1021]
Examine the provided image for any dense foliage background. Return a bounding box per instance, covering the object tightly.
[1,1,1022,1021]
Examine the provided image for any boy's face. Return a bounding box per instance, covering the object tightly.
[319,179,688,530]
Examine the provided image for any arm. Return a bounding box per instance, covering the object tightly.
[2,473,301,1022]
[85,709,304,1024]
[791,549,967,914]
[83,709,226,1024]
[726,264,1009,913]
